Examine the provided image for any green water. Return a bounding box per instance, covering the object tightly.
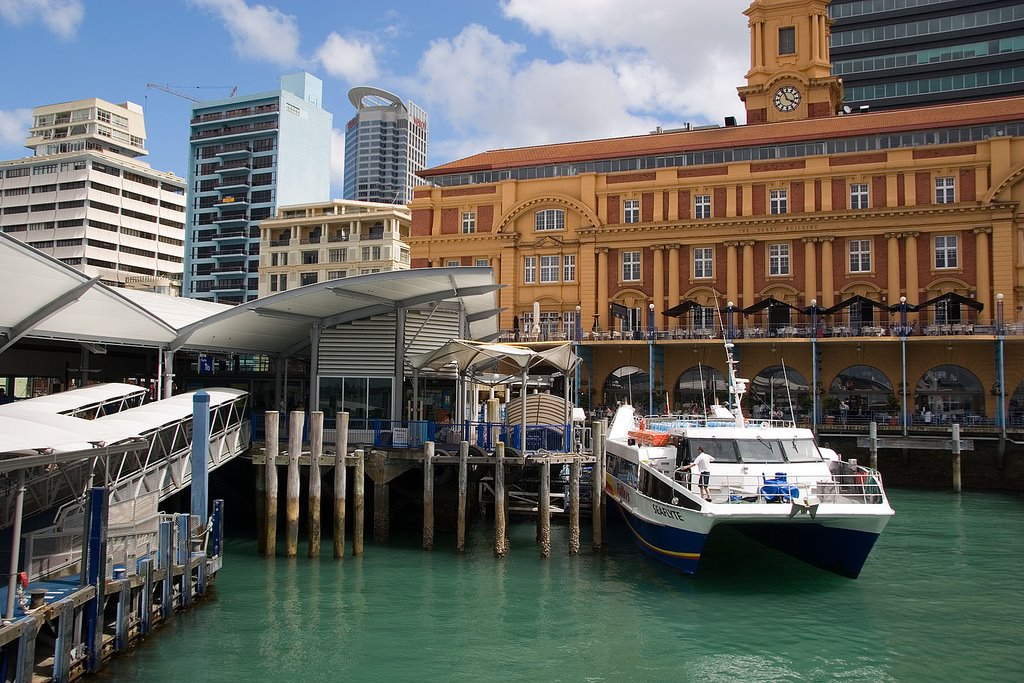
[101,490,1023,682]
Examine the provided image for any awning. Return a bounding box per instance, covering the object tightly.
[610,302,630,320]
[662,300,702,317]
[824,295,889,315]
[409,340,578,384]
[741,297,797,315]
[910,291,983,312]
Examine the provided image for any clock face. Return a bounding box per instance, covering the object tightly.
[773,85,801,112]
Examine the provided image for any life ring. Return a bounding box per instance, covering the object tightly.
[760,421,769,429]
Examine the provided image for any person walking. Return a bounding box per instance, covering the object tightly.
[680,447,715,501]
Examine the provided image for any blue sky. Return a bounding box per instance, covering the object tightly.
[0,0,749,195]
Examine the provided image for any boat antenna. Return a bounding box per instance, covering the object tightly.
[780,359,797,425]
[712,292,747,427]
[698,362,707,415]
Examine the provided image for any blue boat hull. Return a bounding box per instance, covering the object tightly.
[610,499,708,574]
[735,522,882,578]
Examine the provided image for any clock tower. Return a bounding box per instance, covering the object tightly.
[737,0,843,124]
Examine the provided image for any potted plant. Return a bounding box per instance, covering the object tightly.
[822,396,839,424]
[885,394,901,425]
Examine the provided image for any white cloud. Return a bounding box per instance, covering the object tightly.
[188,0,301,67]
[330,127,345,191]
[0,108,31,150]
[0,0,84,40]
[316,33,378,83]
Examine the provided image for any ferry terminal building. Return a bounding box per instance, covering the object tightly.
[408,0,1024,428]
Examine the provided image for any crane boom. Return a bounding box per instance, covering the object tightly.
[146,83,203,103]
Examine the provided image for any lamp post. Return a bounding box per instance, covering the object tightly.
[996,292,1006,434]
[574,305,582,410]
[810,299,818,432]
[900,296,908,435]
[727,301,734,339]
[648,303,655,416]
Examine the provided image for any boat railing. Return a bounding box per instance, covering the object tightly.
[640,415,797,430]
[672,468,886,505]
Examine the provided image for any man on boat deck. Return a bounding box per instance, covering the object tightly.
[681,447,715,501]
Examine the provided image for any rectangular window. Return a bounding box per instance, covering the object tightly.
[563,254,576,282]
[770,189,788,215]
[475,258,489,267]
[446,259,460,268]
[535,209,565,231]
[461,211,475,233]
[302,250,318,265]
[300,272,318,286]
[849,239,871,272]
[5,167,29,178]
[694,194,711,219]
[779,26,796,55]
[693,247,713,278]
[935,176,956,204]
[540,255,560,282]
[768,243,790,276]
[329,248,347,263]
[328,270,347,280]
[624,199,639,223]
[935,234,958,269]
[850,183,869,209]
[524,255,537,283]
[622,251,640,281]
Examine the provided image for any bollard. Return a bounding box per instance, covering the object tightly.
[569,456,581,555]
[353,449,365,556]
[308,411,323,558]
[264,411,279,556]
[334,412,349,559]
[538,455,551,558]
[457,440,468,553]
[952,423,962,493]
[423,441,435,551]
[285,410,303,558]
[494,442,508,557]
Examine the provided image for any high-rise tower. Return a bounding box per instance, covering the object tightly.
[343,87,427,205]
[183,72,332,304]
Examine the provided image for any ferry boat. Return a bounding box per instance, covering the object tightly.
[603,342,894,578]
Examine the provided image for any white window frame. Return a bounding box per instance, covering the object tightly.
[474,258,489,267]
[535,209,565,231]
[850,183,869,209]
[849,239,871,273]
[694,194,711,219]
[693,247,713,279]
[934,234,958,269]
[622,251,640,281]
[624,199,640,224]
[539,254,560,282]
[935,176,956,204]
[524,255,537,283]
[770,189,788,215]
[562,254,576,282]
[461,211,475,233]
[768,243,790,276]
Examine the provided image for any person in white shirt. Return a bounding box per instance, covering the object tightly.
[681,447,715,501]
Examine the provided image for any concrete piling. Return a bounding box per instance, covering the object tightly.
[457,440,468,553]
[494,441,508,557]
[334,412,348,559]
[952,423,962,493]
[591,421,604,551]
[538,456,551,558]
[569,456,581,555]
[264,411,279,556]
[308,411,323,558]
[374,482,390,543]
[285,410,303,557]
[353,448,365,556]
[423,441,435,551]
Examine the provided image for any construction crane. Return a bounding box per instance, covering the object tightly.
[145,83,238,102]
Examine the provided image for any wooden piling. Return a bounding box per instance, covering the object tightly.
[457,440,468,553]
[255,445,266,556]
[334,412,348,559]
[374,482,390,543]
[952,423,962,493]
[538,455,551,558]
[494,441,508,557]
[308,411,323,558]
[264,411,278,556]
[569,456,581,555]
[285,410,303,557]
[423,441,435,551]
[353,448,365,556]
[592,421,604,551]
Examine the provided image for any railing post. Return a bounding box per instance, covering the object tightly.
[190,390,210,525]
[82,486,108,674]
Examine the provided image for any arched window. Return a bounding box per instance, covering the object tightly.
[749,365,809,421]
[916,365,985,421]
[602,366,649,410]
[829,365,894,421]
[674,366,727,414]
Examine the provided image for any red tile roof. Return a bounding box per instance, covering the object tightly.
[421,95,1024,177]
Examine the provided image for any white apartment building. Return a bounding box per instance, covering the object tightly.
[0,98,185,288]
[258,199,411,296]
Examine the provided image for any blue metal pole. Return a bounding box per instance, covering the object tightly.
[83,486,108,673]
[811,301,818,431]
[191,390,210,523]
[901,299,908,435]
[158,519,173,619]
[176,513,191,608]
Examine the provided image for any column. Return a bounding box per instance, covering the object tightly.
[652,245,665,326]
[886,232,902,306]
[597,248,609,331]
[819,237,835,308]
[811,11,819,62]
[904,232,920,324]
[725,242,739,308]
[974,228,992,320]
[803,237,817,303]
[667,244,680,330]
[742,241,755,308]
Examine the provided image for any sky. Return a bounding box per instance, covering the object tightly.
[0,0,750,196]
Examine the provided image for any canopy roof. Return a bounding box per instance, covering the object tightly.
[409,340,578,384]
[825,295,889,315]
[911,291,984,312]
[741,297,796,315]
[0,383,145,416]
[662,300,702,317]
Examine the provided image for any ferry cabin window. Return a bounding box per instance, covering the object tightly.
[639,469,675,504]
[609,454,638,486]
[780,439,823,462]
[735,438,786,463]
[688,438,740,463]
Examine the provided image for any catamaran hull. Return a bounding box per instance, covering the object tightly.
[609,498,708,574]
[734,522,883,578]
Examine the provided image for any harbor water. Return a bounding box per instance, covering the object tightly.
[101,489,1023,682]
